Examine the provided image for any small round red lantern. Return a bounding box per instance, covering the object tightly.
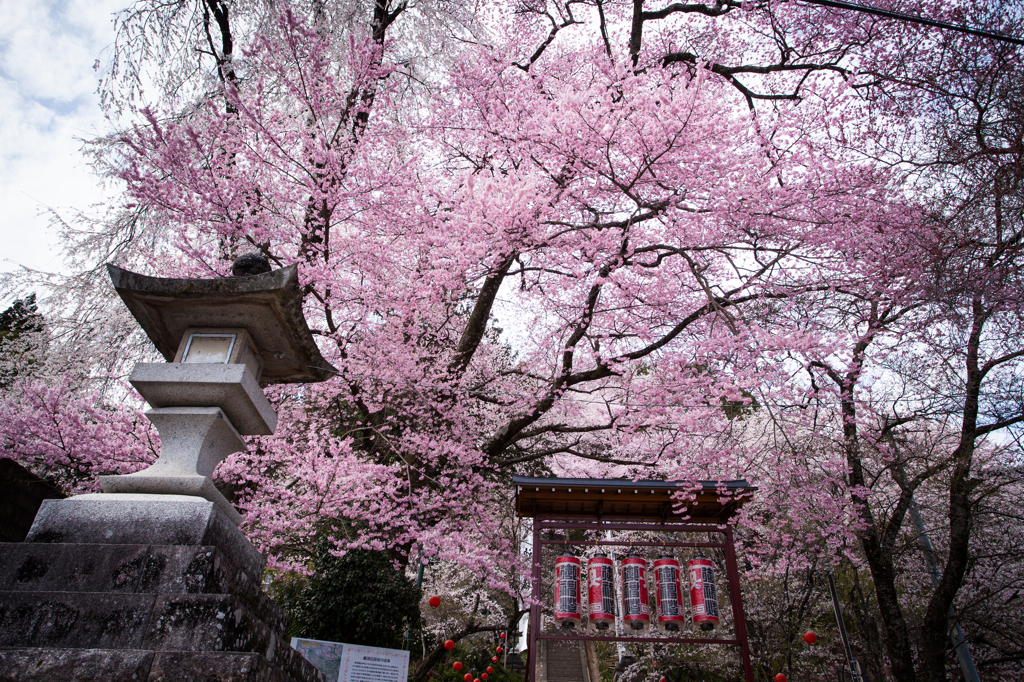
[496,647,502,653]
[660,677,666,682]
[453,663,463,672]
[775,674,787,682]
[429,596,441,608]
[492,656,499,663]
[482,674,488,680]
[500,633,506,639]
[804,631,817,644]
[486,667,493,674]
[463,675,471,682]
[444,640,455,651]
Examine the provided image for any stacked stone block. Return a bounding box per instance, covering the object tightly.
[0,495,323,682]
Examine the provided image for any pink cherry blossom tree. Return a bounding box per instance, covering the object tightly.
[3,1,1024,679]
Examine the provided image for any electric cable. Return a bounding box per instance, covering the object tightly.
[796,0,1024,46]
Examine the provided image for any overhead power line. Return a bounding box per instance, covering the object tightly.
[797,0,1024,46]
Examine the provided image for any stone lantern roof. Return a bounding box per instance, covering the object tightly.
[107,263,336,384]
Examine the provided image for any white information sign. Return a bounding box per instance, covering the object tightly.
[291,637,345,681]
[337,644,410,682]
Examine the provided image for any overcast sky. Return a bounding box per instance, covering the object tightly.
[0,0,124,279]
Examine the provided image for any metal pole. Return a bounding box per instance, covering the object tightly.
[827,571,862,682]
[723,527,755,682]
[908,500,980,682]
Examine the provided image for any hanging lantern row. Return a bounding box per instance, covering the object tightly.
[553,551,720,631]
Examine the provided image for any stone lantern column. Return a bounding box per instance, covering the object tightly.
[0,258,335,682]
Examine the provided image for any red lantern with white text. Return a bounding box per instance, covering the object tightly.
[686,556,720,631]
[587,553,615,630]
[620,553,650,630]
[653,555,685,631]
[554,553,582,628]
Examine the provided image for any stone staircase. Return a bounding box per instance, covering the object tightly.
[0,495,324,682]
[542,640,589,682]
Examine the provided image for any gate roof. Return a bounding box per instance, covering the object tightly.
[513,476,754,522]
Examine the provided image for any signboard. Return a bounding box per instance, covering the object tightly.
[291,637,345,681]
[338,644,410,682]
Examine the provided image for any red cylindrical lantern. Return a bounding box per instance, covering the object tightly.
[620,553,650,630]
[686,556,720,631]
[454,663,463,672]
[587,553,615,630]
[554,553,582,628]
[653,555,686,631]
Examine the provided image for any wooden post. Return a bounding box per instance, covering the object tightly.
[724,527,754,682]
[525,517,542,682]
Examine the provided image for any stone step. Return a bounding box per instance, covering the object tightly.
[0,647,325,682]
[0,542,286,633]
[0,591,318,682]
[546,640,585,682]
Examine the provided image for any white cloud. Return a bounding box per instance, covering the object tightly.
[0,0,124,275]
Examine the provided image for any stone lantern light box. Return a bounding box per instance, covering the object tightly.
[99,262,336,524]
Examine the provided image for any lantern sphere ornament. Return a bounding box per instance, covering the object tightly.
[804,631,817,644]
[453,663,463,672]
[464,675,472,682]
[492,656,499,663]
[496,647,502,653]
[444,640,455,651]
[429,596,441,608]
[482,674,488,680]
[775,675,787,682]
[487,667,493,674]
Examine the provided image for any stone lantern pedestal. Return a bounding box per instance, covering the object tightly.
[0,262,335,682]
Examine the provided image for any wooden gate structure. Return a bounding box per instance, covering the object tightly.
[513,476,756,682]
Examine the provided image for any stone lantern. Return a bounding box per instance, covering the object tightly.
[0,258,332,682]
[99,262,335,524]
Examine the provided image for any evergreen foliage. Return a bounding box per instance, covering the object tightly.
[276,536,421,649]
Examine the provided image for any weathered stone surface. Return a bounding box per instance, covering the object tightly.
[0,592,154,649]
[0,647,155,682]
[99,407,247,524]
[150,650,327,682]
[148,651,284,682]
[141,594,315,681]
[0,543,287,633]
[127,364,277,435]
[25,495,265,583]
